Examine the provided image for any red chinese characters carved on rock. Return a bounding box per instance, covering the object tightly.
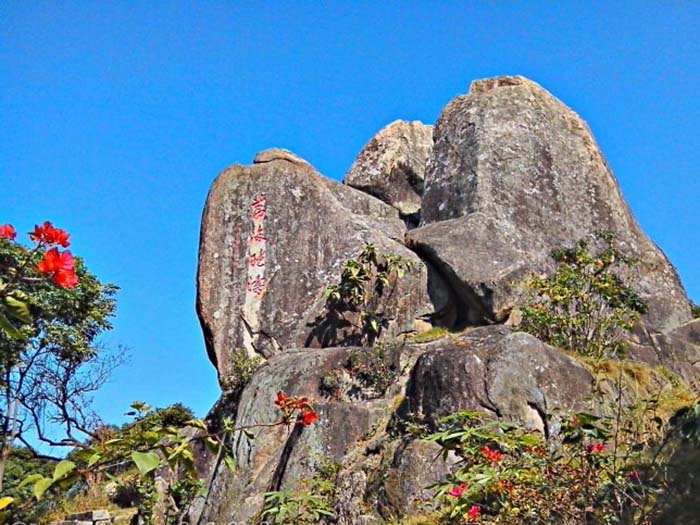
[248,249,266,268]
[250,195,267,221]
[247,275,266,295]
[245,194,268,297]
[249,224,267,243]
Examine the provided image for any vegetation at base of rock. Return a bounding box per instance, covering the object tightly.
[320,342,402,400]
[324,242,412,346]
[423,398,700,525]
[222,349,263,396]
[261,457,340,525]
[520,231,648,359]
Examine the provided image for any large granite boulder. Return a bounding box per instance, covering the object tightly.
[409,76,692,331]
[345,120,433,223]
[630,319,700,384]
[195,347,401,525]
[400,326,594,435]
[196,326,598,524]
[197,149,432,387]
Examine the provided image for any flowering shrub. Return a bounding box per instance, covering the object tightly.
[22,391,319,524]
[1,221,117,513]
[425,402,700,525]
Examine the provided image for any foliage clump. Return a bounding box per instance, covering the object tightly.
[520,231,647,359]
[222,349,263,397]
[261,457,340,525]
[424,401,700,525]
[321,242,412,347]
[320,342,402,400]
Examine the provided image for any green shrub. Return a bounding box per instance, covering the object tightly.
[520,231,647,359]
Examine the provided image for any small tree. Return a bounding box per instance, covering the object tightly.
[0,222,120,491]
[520,231,647,359]
[320,243,412,347]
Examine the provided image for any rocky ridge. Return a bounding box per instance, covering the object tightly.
[194,76,699,524]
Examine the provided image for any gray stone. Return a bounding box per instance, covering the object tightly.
[400,326,594,434]
[195,347,396,525]
[629,318,700,384]
[67,511,111,521]
[380,440,458,516]
[197,150,433,387]
[345,120,433,220]
[410,76,691,332]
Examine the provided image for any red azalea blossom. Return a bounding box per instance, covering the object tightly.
[586,443,606,454]
[628,470,641,481]
[54,269,79,288]
[466,504,481,521]
[481,446,503,463]
[448,482,468,498]
[0,224,16,240]
[37,248,79,288]
[30,221,71,247]
[300,409,318,426]
[274,391,289,408]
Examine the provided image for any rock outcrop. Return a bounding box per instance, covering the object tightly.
[197,148,433,387]
[193,77,698,524]
[409,76,691,331]
[345,120,433,224]
[400,326,593,434]
[195,327,595,525]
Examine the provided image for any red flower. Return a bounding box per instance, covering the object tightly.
[274,391,289,408]
[300,409,318,426]
[628,470,640,482]
[0,224,16,240]
[54,269,79,288]
[481,446,503,463]
[447,482,468,498]
[37,248,79,288]
[30,221,70,247]
[586,443,606,454]
[466,504,481,521]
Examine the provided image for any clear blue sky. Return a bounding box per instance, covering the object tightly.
[2,2,698,427]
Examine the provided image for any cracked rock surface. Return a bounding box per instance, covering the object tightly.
[197,149,432,387]
[194,77,699,524]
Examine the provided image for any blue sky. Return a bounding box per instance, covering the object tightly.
[2,2,699,429]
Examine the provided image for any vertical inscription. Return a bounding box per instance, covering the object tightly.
[241,194,268,355]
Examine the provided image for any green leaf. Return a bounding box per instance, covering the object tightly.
[53,460,76,481]
[131,451,160,475]
[34,477,53,500]
[224,454,236,472]
[186,419,208,431]
[0,313,24,340]
[5,295,32,324]
[0,497,15,510]
[87,452,102,467]
[18,473,44,488]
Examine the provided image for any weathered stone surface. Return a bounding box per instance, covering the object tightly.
[400,326,594,434]
[195,348,397,525]
[410,76,691,331]
[379,440,458,517]
[630,319,700,384]
[197,150,432,386]
[345,120,433,221]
